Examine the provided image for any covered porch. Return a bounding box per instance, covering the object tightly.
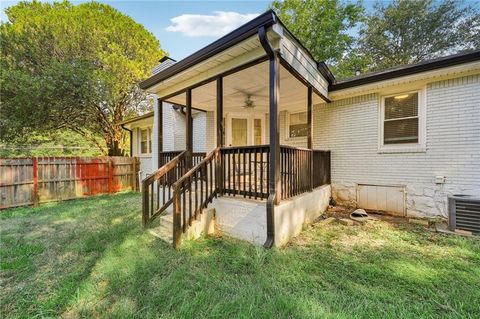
[140,11,332,248]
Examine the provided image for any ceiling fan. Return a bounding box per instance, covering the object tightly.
[232,87,267,109]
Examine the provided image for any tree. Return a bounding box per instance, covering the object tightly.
[271,0,363,67]
[0,1,164,155]
[353,0,480,73]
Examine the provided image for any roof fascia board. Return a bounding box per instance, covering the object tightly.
[331,50,480,91]
[117,112,154,126]
[329,61,480,100]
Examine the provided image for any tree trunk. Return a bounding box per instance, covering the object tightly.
[106,125,126,156]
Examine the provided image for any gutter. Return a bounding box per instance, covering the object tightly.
[259,24,277,249]
[330,49,480,91]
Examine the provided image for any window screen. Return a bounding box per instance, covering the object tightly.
[384,93,419,144]
[289,112,308,138]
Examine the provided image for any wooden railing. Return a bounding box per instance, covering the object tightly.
[143,151,208,227]
[142,146,330,246]
[312,150,331,188]
[142,151,187,226]
[159,151,206,167]
[220,145,270,200]
[172,148,220,247]
[219,145,330,201]
[280,146,312,200]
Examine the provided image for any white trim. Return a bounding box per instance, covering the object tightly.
[378,87,426,153]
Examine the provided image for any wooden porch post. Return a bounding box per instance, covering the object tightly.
[307,86,313,191]
[216,76,224,195]
[307,87,312,149]
[157,99,163,167]
[216,77,224,147]
[186,88,193,168]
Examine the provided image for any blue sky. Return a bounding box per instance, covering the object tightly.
[1,0,275,60]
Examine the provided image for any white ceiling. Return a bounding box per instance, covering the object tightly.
[166,61,324,114]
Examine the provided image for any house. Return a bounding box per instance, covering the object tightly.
[131,10,480,247]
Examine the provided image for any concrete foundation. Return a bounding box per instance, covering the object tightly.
[211,185,331,247]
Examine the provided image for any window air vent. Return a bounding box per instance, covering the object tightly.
[448,195,480,235]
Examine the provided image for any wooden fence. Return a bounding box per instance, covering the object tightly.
[0,156,139,210]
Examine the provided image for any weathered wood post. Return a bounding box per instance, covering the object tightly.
[142,179,149,227]
[172,184,182,248]
[216,76,224,195]
[108,157,114,193]
[32,157,39,207]
[186,89,193,170]
[307,86,313,191]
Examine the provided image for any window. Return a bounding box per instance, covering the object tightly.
[140,129,150,154]
[380,90,425,151]
[289,112,308,138]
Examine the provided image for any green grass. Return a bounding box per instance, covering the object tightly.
[1,192,479,318]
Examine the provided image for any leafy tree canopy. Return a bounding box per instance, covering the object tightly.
[350,0,480,74]
[271,0,363,66]
[0,130,105,157]
[271,0,479,79]
[0,1,164,155]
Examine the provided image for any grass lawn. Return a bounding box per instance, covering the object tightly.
[1,192,479,318]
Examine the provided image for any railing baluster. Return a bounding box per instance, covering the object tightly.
[182,180,186,232]
[254,148,257,199]
[242,149,246,198]
[232,151,236,196]
[188,176,192,226]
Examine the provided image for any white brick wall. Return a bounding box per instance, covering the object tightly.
[161,106,213,153]
[193,112,206,152]
[314,74,480,218]
[205,111,216,152]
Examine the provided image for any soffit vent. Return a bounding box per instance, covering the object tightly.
[449,195,480,235]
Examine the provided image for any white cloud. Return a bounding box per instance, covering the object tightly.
[165,11,259,37]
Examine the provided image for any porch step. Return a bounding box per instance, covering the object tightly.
[148,211,174,244]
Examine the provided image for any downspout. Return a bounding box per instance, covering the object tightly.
[120,124,133,157]
[259,23,278,248]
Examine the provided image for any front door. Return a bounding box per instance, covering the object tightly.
[227,114,264,146]
[231,118,248,146]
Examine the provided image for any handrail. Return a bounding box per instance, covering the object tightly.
[142,151,188,227]
[143,151,186,184]
[172,148,220,248]
[173,147,220,188]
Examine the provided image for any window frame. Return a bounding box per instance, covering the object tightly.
[139,127,151,155]
[286,111,308,140]
[378,88,426,153]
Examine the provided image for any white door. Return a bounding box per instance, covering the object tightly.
[231,118,248,146]
[226,114,264,146]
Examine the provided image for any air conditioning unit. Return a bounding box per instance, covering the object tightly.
[448,195,480,235]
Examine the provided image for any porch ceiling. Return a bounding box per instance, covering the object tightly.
[166,61,324,113]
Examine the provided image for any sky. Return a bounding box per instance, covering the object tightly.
[0,0,275,60]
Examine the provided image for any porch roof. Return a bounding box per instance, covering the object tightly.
[139,10,331,103]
